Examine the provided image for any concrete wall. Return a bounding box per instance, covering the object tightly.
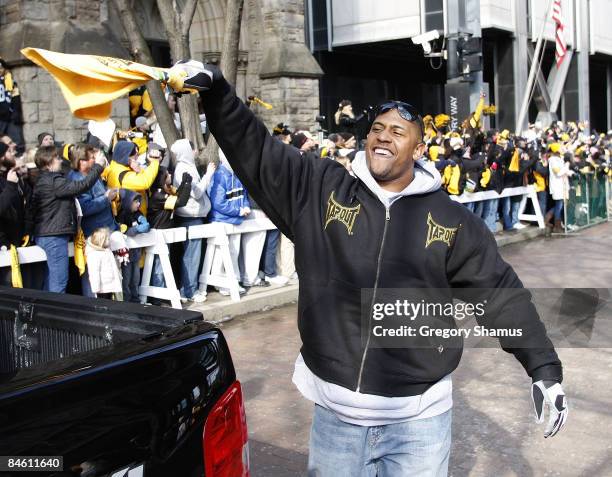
[589,0,612,56]
[0,0,129,148]
[331,0,421,47]
[14,66,129,147]
[480,0,513,32]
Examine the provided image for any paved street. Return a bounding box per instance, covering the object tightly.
[221,222,612,477]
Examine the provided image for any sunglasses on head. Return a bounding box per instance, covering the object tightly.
[373,101,424,135]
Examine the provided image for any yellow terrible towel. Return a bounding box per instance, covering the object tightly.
[21,48,168,121]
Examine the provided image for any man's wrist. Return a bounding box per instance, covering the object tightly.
[531,364,563,384]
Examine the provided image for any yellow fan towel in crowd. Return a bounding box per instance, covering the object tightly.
[443,165,462,195]
[508,148,520,172]
[21,48,175,120]
[74,228,87,276]
[480,167,491,189]
[250,97,273,110]
[9,245,23,288]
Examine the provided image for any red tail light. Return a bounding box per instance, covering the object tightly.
[203,381,249,477]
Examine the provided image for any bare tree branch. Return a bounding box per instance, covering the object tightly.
[181,0,199,37]
[202,0,245,164]
[156,0,204,153]
[111,0,179,152]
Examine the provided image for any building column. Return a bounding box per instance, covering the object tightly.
[575,0,590,123]
[606,61,612,131]
[513,0,529,131]
[258,0,323,133]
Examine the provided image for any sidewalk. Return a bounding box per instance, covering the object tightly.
[188,225,544,321]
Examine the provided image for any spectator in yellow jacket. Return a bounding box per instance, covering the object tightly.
[103,140,159,215]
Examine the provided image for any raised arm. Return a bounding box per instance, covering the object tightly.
[53,164,103,198]
[199,72,316,241]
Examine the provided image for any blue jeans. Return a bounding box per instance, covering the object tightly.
[81,267,95,298]
[465,201,484,219]
[548,200,564,221]
[175,216,204,298]
[261,229,280,277]
[151,255,166,288]
[308,405,451,477]
[481,198,499,232]
[501,196,521,230]
[122,249,141,303]
[537,191,548,217]
[36,235,70,293]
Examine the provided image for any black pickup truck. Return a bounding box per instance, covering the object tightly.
[0,286,249,477]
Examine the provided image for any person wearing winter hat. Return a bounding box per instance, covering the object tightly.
[116,189,150,302]
[171,138,216,303]
[209,148,251,296]
[292,132,318,160]
[104,139,159,215]
[38,132,54,147]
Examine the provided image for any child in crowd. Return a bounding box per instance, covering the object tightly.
[85,227,122,299]
[146,167,192,304]
[117,190,150,302]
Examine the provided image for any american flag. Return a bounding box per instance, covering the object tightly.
[552,0,567,67]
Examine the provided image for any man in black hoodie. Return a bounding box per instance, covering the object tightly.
[174,63,568,476]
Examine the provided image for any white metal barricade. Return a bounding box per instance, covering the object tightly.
[0,243,74,268]
[189,218,277,302]
[0,229,187,309]
[133,227,187,309]
[449,185,545,228]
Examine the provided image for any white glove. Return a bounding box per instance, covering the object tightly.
[166,60,216,93]
[531,380,568,438]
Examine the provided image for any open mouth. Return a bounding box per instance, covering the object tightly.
[372,147,395,159]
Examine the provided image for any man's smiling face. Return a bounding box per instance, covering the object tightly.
[365,109,426,191]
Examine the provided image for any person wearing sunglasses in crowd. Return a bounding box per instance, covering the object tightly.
[173,61,568,477]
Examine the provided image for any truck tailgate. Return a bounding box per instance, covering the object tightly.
[0,288,238,476]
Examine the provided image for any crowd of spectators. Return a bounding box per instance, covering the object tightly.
[0,69,611,304]
[0,126,291,304]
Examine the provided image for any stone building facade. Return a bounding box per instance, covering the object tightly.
[0,0,322,147]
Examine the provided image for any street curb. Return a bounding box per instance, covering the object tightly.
[495,227,544,247]
[190,284,298,322]
[190,228,542,322]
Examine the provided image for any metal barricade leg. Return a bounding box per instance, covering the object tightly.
[198,228,242,302]
[198,237,216,292]
[137,231,183,309]
[159,249,181,309]
[139,250,155,304]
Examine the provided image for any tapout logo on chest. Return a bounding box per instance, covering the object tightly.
[324,191,361,235]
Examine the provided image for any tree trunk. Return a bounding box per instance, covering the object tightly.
[156,0,204,155]
[110,0,179,153]
[202,0,245,165]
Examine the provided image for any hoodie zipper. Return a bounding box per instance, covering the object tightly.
[356,205,390,392]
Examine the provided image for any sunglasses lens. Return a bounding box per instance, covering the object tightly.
[377,102,419,121]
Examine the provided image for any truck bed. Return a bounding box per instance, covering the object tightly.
[0,287,241,477]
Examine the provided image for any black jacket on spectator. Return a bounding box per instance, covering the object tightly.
[463,152,486,192]
[485,146,505,193]
[503,148,538,189]
[31,164,103,237]
[147,171,192,229]
[0,174,31,247]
